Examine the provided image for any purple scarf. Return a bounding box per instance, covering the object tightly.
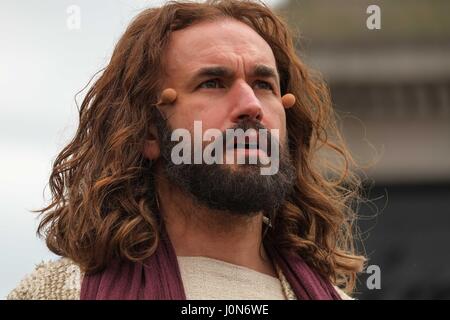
[81,227,341,300]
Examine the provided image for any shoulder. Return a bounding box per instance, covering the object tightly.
[7,257,82,300]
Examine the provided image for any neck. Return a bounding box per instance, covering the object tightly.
[155,171,276,277]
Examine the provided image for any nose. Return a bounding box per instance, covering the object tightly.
[229,81,264,123]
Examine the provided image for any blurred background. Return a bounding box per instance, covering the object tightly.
[276,0,450,299]
[1,0,449,299]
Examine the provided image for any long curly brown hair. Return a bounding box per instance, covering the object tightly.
[37,0,366,293]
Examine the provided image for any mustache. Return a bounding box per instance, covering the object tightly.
[162,118,279,158]
[228,118,266,132]
[221,119,276,156]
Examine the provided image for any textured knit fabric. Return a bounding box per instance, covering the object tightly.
[177,256,287,300]
[7,258,353,300]
[7,258,81,300]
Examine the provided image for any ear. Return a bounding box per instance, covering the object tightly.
[143,125,160,160]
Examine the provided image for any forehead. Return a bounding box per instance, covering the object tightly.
[164,18,277,78]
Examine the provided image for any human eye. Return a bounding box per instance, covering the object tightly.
[254,80,274,91]
[198,79,224,89]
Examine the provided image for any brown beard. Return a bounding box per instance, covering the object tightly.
[154,113,295,217]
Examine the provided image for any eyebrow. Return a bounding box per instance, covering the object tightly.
[188,64,280,88]
[252,64,279,82]
[193,66,234,80]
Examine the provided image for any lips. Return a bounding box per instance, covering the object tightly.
[234,142,258,149]
[226,134,271,156]
[234,136,258,149]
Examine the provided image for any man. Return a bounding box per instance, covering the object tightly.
[8,0,365,300]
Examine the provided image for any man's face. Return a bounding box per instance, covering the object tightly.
[156,18,294,215]
[162,18,287,153]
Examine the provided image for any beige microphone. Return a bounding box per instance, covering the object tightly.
[157,88,178,106]
[281,93,296,109]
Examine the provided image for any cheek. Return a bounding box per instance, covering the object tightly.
[263,102,287,142]
[165,101,229,132]
[187,100,229,130]
[276,115,288,148]
[280,110,288,142]
[201,108,230,131]
[164,103,199,131]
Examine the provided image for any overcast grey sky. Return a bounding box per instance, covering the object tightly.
[0,0,287,299]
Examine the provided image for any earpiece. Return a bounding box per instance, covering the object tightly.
[157,88,178,105]
[281,93,296,109]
